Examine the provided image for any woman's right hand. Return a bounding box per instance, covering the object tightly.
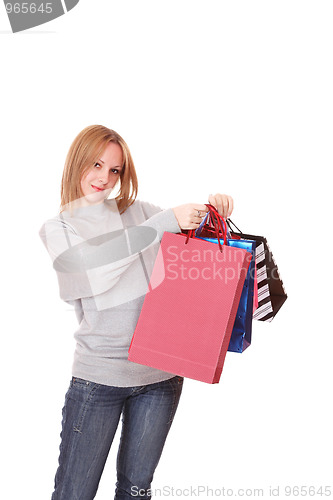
[172,204,209,230]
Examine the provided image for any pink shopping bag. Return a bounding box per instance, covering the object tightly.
[128,231,252,384]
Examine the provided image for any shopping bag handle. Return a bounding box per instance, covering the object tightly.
[205,204,228,236]
[205,206,241,238]
[184,203,227,252]
[226,218,242,234]
[204,204,229,243]
[204,208,243,241]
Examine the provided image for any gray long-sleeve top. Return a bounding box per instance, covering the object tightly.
[39,198,181,387]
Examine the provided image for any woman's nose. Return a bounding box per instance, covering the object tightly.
[98,168,109,184]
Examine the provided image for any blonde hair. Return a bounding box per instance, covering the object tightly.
[60,125,138,214]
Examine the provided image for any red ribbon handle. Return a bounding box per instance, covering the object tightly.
[205,203,227,245]
[184,203,227,252]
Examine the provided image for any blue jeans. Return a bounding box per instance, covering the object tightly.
[51,375,183,500]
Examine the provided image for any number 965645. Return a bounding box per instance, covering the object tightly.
[5,3,53,14]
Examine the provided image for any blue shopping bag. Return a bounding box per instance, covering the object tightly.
[196,233,256,353]
[228,238,256,352]
[195,209,256,352]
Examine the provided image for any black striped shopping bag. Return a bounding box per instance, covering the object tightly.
[227,220,287,322]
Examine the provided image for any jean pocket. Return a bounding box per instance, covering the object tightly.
[72,377,94,387]
[69,377,101,410]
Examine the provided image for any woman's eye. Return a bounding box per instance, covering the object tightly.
[93,164,120,174]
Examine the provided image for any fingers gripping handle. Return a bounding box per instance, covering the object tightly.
[184,204,227,252]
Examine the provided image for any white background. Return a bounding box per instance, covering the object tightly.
[1,1,332,499]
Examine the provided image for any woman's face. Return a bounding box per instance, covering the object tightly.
[80,142,123,204]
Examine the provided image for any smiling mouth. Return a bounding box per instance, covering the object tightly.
[91,185,104,192]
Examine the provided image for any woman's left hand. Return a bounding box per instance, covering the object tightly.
[208,193,234,218]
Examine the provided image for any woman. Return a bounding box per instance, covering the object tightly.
[39,124,234,499]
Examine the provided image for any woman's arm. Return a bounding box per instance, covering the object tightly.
[134,193,234,233]
[39,193,233,304]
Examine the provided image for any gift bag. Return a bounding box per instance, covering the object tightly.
[253,261,259,313]
[196,206,256,353]
[128,228,252,384]
[227,219,287,322]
